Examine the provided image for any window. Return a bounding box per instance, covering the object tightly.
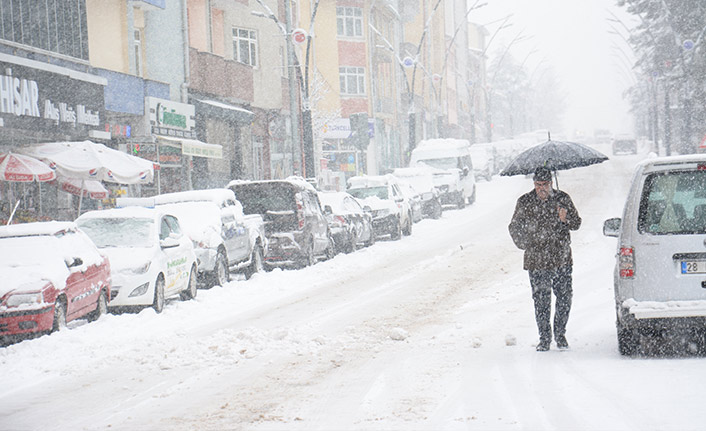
[232,27,258,67]
[638,171,706,235]
[0,0,89,60]
[133,29,143,77]
[339,67,365,96]
[336,7,363,38]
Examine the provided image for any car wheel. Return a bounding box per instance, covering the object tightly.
[325,234,337,260]
[209,250,230,288]
[346,230,358,253]
[364,227,376,247]
[298,238,316,268]
[153,276,165,314]
[51,299,67,333]
[432,199,443,219]
[390,217,402,240]
[245,245,264,280]
[180,265,198,301]
[457,191,466,209]
[87,290,108,322]
[617,326,638,356]
[402,213,413,236]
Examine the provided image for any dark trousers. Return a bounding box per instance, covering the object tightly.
[528,266,573,343]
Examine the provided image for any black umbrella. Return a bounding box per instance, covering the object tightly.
[499,135,609,188]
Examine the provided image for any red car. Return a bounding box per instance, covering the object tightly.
[0,221,111,343]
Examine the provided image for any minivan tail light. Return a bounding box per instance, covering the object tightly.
[619,247,634,278]
[698,163,706,171]
[295,195,305,229]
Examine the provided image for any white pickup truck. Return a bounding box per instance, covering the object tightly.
[119,189,267,287]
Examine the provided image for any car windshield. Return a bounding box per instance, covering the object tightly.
[77,217,154,248]
[348,186,389,200]
[418,157,458,170]
[638,171,706,235]
[0,236,58,267]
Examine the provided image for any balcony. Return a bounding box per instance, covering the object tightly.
[189,48,253,103]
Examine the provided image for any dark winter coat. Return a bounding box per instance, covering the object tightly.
[508,188,581,270]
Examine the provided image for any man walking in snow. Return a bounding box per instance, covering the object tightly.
[508,166,582,351]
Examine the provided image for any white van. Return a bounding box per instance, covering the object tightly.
[603,155,706,355]
[409,138,476,208]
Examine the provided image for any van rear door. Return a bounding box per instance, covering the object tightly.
[630,167,706,302]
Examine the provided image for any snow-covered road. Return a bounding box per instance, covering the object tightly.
[2,145,706,431]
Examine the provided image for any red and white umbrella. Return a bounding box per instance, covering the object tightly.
[57,176,109,200]
[0,152,56,182]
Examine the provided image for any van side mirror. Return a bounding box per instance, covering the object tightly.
[66,257,83,268]
[462,166,469,177]
[324,205,332,215]
[603,218,621,237]
[160,237,180,249]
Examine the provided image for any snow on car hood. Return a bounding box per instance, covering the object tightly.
[98,246,156,273]
[0,264,68,299]
[357,196,397,212]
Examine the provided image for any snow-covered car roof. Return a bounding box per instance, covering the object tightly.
[347,174,395,189]
[0,221,77,238]
[155,201,222,239]
[637,153,706,171]
[77,206,171,221]
[318,191,358,213]
[228,176,317,193]
[152,188,237,207]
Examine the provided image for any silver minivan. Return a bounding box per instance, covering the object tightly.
[604,155,706,355]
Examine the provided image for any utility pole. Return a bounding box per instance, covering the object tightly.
[284,0,302,176]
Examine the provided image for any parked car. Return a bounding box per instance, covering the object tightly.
[228,177,335,268]
[318,191,375,253]
[469,142,496,181]
[612,135,638,155]
[393,167,443,219]
[409,138,476,208]
[76,207,198,313]
[145,189,266,285]
[397,180,423,223]
[347,174,413,240]
[603,154,706,355]
[0,222,111,343]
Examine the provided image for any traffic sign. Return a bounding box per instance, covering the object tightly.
[683,39,695,50]
[292,28,307,45]
[402,57,415,68]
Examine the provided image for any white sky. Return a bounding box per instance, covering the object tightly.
[471,0,637,138]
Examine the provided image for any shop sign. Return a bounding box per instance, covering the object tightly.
[146,97,195,136]
[0,61,104,134]
[321,117,375,140]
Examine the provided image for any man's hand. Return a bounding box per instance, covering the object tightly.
[558,206,568,223]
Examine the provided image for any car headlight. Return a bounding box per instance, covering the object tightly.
[129,282,150,297]
[373,208,390,218]
[131,262,151,274]
[6,292,44,308]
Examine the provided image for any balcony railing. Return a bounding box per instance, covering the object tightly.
[189,48,254,103]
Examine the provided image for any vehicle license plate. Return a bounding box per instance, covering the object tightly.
[681,261,706,274]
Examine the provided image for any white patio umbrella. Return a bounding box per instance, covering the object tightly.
[0,152,56,222]
[19,141,155,216]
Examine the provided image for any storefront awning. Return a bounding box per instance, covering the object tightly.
[156,135,223,159]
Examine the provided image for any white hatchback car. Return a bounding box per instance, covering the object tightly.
[604,155,706,354]
[76,207,198,313]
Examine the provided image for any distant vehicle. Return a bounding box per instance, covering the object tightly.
[393,166,443,219]
[76,207,198,313]
[603,155,706,355]
[469,142,496,181]
[612,135,638,155]
[594,129,612,145]
[318,191,375,253]
[146,189,267,285]
[0,222,111,343]
[347,174,413,240]
[228,177,335,268]
[409,138,476,208]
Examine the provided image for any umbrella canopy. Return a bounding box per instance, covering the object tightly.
[0,152,56,182]
[500,139,609,177]
[19,140,154,184]
[57,176,109,200]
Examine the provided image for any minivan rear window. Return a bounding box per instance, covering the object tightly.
[232,183,295,215]
[638,171,706,235]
